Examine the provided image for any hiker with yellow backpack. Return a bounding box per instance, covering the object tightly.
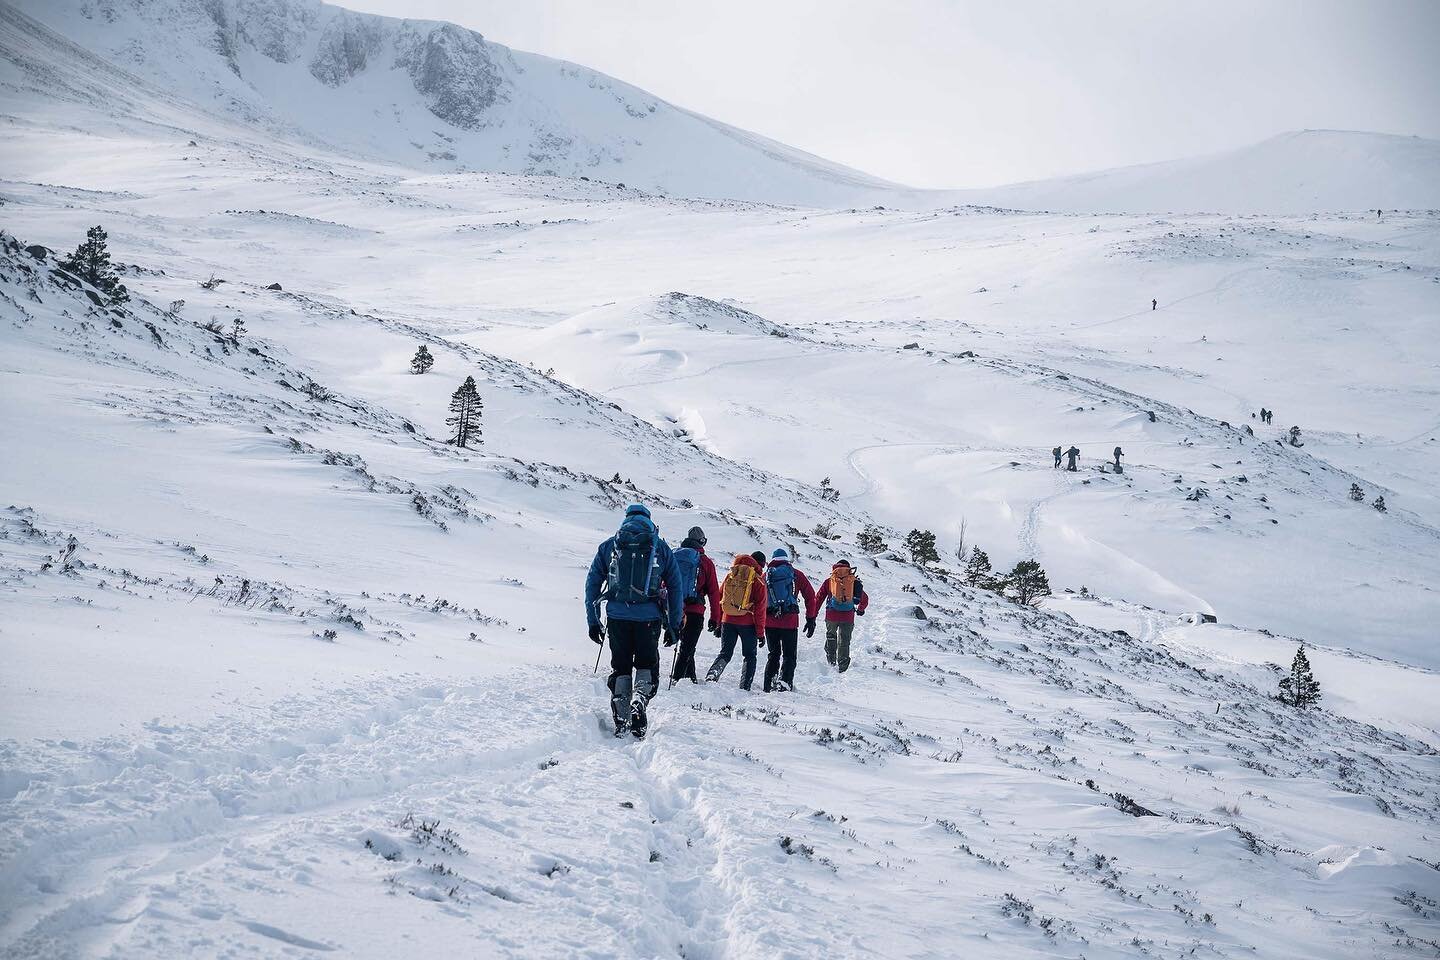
[705,553,768,690]
[814,559,869,673]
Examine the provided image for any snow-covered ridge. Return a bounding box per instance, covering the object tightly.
[3,0,905,205]
[961,129,1440,214]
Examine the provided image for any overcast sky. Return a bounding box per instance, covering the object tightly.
[346,0,1440,188]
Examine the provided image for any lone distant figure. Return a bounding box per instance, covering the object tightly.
[1052,445,1062,468]
[1065,446,1080,472]
[1113,446,1124,469]
[1151,298,1157,311]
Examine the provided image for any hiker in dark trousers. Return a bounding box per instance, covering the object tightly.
[1152,298,1157,311]
[1052,446,1062,468]
[707,553,768,690]
[814,560,868,673]
[669,526,721,685]
[1113,446,1123,469]
[1065,446,1080,471]
[762,549,818,692]
[585,504,684,738]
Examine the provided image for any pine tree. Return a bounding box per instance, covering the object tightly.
[1004,559,1051,605]
[1277,645,1321,708]
[903,529,940,567]
[1348,483,1364,502]
[857,524,888,554]
[1288,425,1303,447]
[1373,495,1387,513]
[819,477,840,502]
[447,375,482,448]
[60,225,129,304]
[411,345,434,375]
[963,547,993,588]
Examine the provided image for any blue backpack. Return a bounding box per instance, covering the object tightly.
[673,547,702,605]
[606,516,661,604]
[766,563,799,616]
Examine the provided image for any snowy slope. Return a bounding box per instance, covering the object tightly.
[2,0,902,206]
[963,130,1440,214]
[4,13,1440,960]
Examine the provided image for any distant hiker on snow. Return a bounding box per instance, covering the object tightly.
[668,526,722,686]
[1052,445,1062,468]
[1113,446,1124,469]
[815,560,869,673]
[1151,298,1157,311]
[707,553,768,690]
[585,504,684,738]
[1065,446,1080,471]
[763,549,819,692]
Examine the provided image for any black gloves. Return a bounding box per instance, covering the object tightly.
[663,624,677,647]
[757,635,766,648]
[589,623,605,645]
[708,618,721,637]
[804,618,816,638]
[856,609,865,617]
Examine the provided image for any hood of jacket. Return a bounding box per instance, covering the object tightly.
[681,537,706,552]
[730,553,763,572]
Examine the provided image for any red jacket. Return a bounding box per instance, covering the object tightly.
[684,548,722,619]
[764,560,819,630]
[719,553,767,638]
[815,569,869,624]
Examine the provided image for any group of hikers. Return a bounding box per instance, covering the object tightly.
[1258,408,1274,425]
[1051,445,1124,472]
[584,505,870,738]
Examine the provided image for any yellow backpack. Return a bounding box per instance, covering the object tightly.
[720,556,757,617]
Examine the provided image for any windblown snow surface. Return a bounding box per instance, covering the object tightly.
[2,2,1440,959]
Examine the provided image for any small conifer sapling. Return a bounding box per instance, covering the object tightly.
[1277,645,1321,708]
[903,529,940,567]
[60,225,129,305]
[447,375,483,448]
[1004,559,1051,606]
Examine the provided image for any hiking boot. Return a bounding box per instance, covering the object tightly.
[630,696,648,739]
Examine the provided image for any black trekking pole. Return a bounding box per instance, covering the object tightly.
[591,599,606,675]
[667,643,678,690]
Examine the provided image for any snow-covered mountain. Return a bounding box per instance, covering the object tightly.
[1,0,901,206]
[3,5,1440,958]
[963,129,1440,214]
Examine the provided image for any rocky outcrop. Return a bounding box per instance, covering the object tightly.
[393,23,505,129]
[309,8,384,85]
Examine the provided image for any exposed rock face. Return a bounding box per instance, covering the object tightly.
[198,0,505,127]
[231,0,317,64]
[394,23,504,130]
[309,8,384,86]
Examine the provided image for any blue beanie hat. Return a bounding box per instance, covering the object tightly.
[771,548,789,560]
[625,503,650,519]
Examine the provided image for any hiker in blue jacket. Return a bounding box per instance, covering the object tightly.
[585,503,684,738]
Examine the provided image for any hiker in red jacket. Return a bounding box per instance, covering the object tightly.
[814,559,869,673]
[763,549,818,692]
[706,553,767,690]
[670,526,722,685]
